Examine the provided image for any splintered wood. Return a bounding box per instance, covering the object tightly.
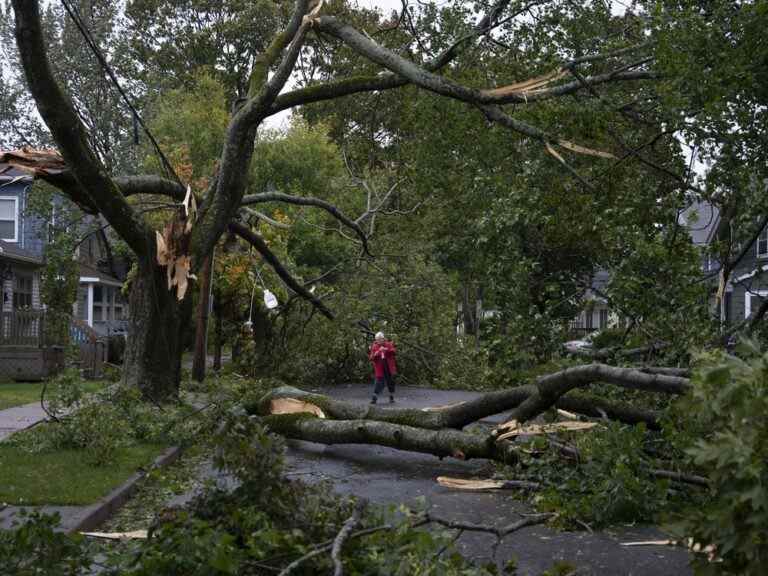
[420,401,466,412]
[482,68,568,98]
[494,420,598,442]
[81,530,148,540]
[269,398,326,418]
[156,186,197,300]
[436,476,541,491]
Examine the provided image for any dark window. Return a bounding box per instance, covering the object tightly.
[585,311,594,330]
[13,274,33,309]
[0,198,17,241]
[758,228,768,258]
[599,309,608,329]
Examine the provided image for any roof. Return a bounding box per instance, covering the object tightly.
[681,201,720,246]
[0,239,43,266]
[0,164,34,184]
[79,262,124,287]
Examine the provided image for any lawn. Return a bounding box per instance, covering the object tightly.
[0,443,167,505]
[0,380,105,410]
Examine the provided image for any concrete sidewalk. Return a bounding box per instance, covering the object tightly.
[0,402,47,441]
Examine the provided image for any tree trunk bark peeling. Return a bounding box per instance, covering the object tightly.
[123,259,193,401]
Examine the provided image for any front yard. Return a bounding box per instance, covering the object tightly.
[0,443,166,505]
[0,380,104,410]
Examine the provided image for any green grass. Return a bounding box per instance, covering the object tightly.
[0,380,104,410]
[0,443,167,505]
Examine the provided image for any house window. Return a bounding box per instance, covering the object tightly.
[13,273,33,309]
[585,310,594,330]
[599,309,609,329]
[757,227,768,258]
[0,197,18,242]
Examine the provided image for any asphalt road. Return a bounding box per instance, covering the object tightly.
[283,383,692,576]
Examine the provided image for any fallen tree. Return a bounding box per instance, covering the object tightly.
[252,363,690,466]
[254,362,687,432]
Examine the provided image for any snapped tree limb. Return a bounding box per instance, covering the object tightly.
[228,221,334,319]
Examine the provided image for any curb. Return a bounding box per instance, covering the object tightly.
[70,445,183,533]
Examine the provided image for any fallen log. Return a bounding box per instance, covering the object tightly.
[255,371,667,431]
[502,363,689,426]
[261,414,519,463]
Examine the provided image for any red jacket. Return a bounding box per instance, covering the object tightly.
[369,340,397,378]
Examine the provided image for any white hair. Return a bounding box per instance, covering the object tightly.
[375,331,385,340]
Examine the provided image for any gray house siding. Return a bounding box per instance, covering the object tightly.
[0,178,46,256]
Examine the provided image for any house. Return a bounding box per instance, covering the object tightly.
[569,270,618,335]
[682,201,768,324]
[0,158,129,337]
[1,154,129,379]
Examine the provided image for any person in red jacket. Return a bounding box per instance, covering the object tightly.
[369,331,397,404]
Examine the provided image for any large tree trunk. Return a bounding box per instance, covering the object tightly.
[123,259,193,401]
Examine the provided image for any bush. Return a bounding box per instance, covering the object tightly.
[667,342,768,575]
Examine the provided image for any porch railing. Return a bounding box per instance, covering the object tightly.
[0,309,46,347]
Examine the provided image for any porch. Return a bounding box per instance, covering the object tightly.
[0,309,106,381]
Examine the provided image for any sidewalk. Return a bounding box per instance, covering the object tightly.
[0,402,47,441]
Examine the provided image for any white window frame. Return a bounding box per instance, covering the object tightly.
[757,227,768,259]
[0,196,19,242]
[744,290,768,319]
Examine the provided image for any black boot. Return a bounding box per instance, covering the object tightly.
[370,395,378,405]
[389,396,395,404]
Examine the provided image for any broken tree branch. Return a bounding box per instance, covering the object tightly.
[240,191,372,256]
[261,415,519,463]
[501,363,689,426]
[228,221,334,320]
[331,501,365,576]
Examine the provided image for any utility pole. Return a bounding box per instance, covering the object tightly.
[192,251,214,382]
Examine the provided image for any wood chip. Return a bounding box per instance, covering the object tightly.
[556,409,579,420]
[81,530,148,540]
[269,398,326,418]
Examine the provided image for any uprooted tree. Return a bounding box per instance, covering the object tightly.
[10,0,661,400]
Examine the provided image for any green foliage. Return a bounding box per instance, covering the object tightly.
[534,423,674,527]
[667,343,768,575]
[9,370,219,465]
[0,511,92,575]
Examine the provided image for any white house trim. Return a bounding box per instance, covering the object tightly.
[87,283,94,327]
[744,290,768,320]
[734,265,768,284]
[0,196,19,243]
[79,276,123,287]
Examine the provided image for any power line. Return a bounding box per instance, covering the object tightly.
[58,0,183,186]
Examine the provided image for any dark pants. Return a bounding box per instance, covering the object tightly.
[373,365,396,396]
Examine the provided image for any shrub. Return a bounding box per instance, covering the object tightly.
[667,342,768,575]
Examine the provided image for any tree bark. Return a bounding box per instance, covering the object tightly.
[256,378,663,431]
[192,254,213,382]
[123,259,193,401]
[262,415,519,463]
